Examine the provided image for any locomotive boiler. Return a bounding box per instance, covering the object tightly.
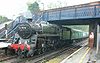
[17,21,60,39]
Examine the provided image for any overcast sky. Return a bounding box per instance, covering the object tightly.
[0,0,99,19]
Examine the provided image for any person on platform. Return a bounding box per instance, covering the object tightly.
[89,32,94,48]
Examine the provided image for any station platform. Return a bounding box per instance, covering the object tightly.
[0,42,11,49]
[61,46,100,63]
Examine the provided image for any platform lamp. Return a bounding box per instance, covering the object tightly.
[41,2,44,20]
[5,24,7,39]
[41,3,44,33]
[41,3,44,11]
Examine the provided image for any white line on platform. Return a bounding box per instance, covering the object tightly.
[79,47,90,63]
[60,46,85,63]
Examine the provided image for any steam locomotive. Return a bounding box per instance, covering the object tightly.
[8,21,88,57]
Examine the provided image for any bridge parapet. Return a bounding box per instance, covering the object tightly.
[34,1,100,21]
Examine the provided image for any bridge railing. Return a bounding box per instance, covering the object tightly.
[35,1,100,21]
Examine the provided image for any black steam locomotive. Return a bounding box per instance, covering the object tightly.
[8,21,88,57]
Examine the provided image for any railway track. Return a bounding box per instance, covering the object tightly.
[0,46,70,63]
[0,55,17,62]
[6,45,81,63]
[0,39,88,63]
[0,48,17,62]
[0,49,17,62]
[34,45,81,63]
[28,39,88,63]
[5,45,71,63]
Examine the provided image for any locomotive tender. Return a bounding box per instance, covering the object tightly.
[8,21,88,57]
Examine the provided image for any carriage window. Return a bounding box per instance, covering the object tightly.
[31,39,36,44]
[32,39,35,41]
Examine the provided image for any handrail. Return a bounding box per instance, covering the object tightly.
[38,4,100,21]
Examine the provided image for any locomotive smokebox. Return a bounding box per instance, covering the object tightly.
[17,23,35,39]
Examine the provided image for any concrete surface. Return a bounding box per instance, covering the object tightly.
[61,47,100,63]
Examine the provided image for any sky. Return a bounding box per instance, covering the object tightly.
[0,0,99,19]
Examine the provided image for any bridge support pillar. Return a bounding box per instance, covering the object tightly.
[95,23,100,58]
[89,22,100,56]
[96,24,100,54]
[89,22,98,47]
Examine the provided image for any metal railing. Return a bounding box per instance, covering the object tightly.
[35,2,100,21]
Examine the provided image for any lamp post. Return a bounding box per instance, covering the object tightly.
[5,24,7,39]
[41,3,44,33]
[41,3,44,11]
[41,3,44,21]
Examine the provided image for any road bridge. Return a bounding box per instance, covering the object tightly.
[35,1,100,25]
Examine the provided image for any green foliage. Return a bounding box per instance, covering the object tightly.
[27,1,40,13]
[63,25,89,32]
[67,25,89,32]
[47,1,64,9]
[47,2,61,9]
[0,16,10,24]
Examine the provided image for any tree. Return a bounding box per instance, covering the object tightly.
[47,1,64,9]
[27,1,40,14]
[0,16,10,24]
[67,25,89,32]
